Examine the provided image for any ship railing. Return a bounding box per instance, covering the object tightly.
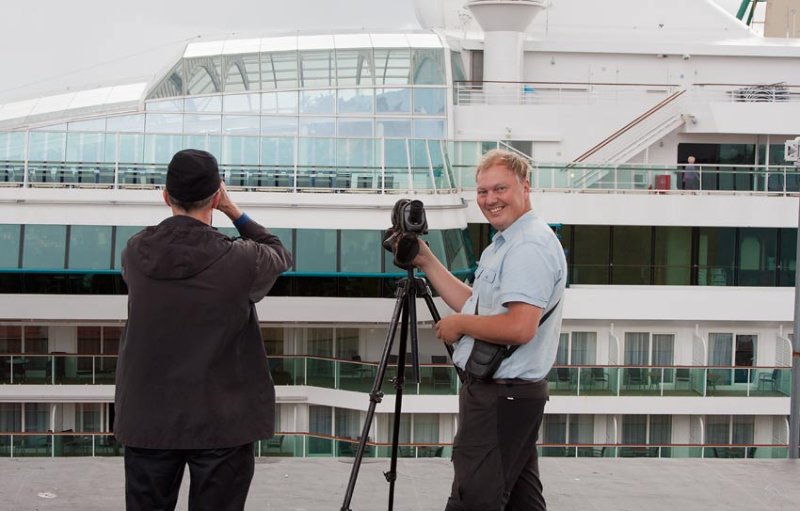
[692,82,800,103]
[1,355,790,398]
[0,433,788,459]
[454,80,679,106]
[452,161,800,195]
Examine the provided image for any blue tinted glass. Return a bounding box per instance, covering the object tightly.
[223,93,261,113]
[183,114,222,134]
[0,132,26,160]
[262,91,298,114]
[222,136,260,164]
[144,114,183,133]
[341,230,381,273]
[28,132,66,161]
[299,138,335,166]
[143,135,183,164]
[68,226,112,269]
[413,120,445,139]
[262,138,295,166]
[413,88,446,115]
[300,90,336,114]
[118,134,145,163]
[376,88,410,113]
[337,89,374,114]
[376,118,412,138]
[23,225,67,269]
[295,229,336,272]
[114,226,144,270]
[411,49,445,85]
[261,116,298,136]
[0,225,21,268]
[337,118,373,137]
[299,117,336,137]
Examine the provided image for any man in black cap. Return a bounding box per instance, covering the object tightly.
[114,149,293,511]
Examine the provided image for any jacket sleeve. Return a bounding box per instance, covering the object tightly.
[236,218,293,302]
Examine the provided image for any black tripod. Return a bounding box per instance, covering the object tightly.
[340,267,455,511]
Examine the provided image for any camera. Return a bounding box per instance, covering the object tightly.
[382,199,428,269]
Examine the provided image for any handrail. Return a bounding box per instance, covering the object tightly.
[572,89,686,164]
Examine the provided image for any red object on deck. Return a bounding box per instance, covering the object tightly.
[654,174,671,191]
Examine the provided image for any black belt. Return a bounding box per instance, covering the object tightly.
[491,378,538,385]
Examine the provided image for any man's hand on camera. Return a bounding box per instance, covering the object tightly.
[216,182,243,221]
[411,239,435,269]
[435,315,463,344]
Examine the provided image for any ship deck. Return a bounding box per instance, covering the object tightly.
[1,456,799,510]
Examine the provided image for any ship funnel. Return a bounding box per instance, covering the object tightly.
[467,0,545,85]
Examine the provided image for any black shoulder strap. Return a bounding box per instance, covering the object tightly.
[474,299,561,359]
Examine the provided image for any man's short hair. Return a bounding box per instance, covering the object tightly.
[476,149,530,183]
[168,192,216,213]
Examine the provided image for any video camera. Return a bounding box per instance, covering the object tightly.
[382,199,428,269]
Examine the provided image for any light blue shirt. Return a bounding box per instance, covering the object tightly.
[451,211,567,380]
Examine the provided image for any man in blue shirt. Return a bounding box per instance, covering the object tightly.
[413,149,567,511]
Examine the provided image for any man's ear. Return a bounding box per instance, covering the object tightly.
[211,189,222,209]
[163,190,172,207]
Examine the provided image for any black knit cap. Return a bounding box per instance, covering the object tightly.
[166,149,221,202]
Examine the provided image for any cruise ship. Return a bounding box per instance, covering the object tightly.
[0,0,798,462]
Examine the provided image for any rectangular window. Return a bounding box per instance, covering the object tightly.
[334,408,361,439]
[103,327,122,355]
[737,228,777,286]
[24,403,50,432]
[22,225,67,269]
[624,332,649,365]
[24,326,48,354]
[0,326,22,353]
[335,328,359,359]
[0,403,22,432]
[261,327,284,356]
[413,414,440,443]
[340,230,381,273]
[780,228,796,286]
[572,226,610,284]
[570,332,597,365]
[68,226,113,270]
[653,227,691,285]
[295,229,337,272]
[307,328,333,357]
[612,226,652,285]
[0,225,21,269]
[113,226,144,270]
[698,228,736,286]
[622,415,647,445]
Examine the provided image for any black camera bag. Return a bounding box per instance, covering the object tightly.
[464,300,560,381]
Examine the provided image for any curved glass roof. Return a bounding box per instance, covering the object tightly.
[148,32,448,100]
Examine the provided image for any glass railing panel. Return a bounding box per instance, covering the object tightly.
[578,367,615,396]
[12,355,51,384]
[619,367,660,396]
[335,438,378,458]
[1,162,24,184]
[374,444,417,458]
[0,435,10,457]
[270,357,305,385]
[539,446,576,457]
[306,435,334,457]
[53,434,94,456]
[258,434,302,457]
[95,356,117,384]
[118,165,166,186]
[338,361,377,393]
[418,365,458,395]
[13,435,52,457]
[94,435,124,456]
[703,446,748,458]
[54,355,96,384]
[547,366,578,395]
[751,446,789,459]
[618,446,660,457]
[306,358,336,389]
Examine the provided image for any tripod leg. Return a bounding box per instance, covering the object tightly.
[386,296,411,511]
[340,280,410,511]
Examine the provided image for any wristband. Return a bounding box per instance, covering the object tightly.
[233,212,251,230]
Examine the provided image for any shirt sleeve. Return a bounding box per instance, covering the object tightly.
[236,218,294,303]
[496,240,560,310]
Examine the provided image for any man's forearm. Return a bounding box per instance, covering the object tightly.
[418,256,472,312]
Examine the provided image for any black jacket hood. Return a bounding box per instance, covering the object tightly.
[130,215,232,280]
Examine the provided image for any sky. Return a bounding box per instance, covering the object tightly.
[0,0,751,105]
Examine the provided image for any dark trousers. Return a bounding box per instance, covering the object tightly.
[445,379,549,511]
[124,443,255,511]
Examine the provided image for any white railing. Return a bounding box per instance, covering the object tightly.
[454,81,678,106]
[691,83,800,103]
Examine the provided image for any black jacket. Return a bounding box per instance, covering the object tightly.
[113,215,293,449]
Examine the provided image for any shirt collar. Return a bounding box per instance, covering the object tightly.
[491,210,536,247]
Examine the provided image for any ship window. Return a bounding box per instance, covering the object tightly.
[261,52,299,90]
[300,89,336,114]
[261,327,284,356]
[28,132,67,161]
[186,58,222,95]
[296,229,337,272]
[66,133,110,163]
[22,225,66,269]
[337,138,377,169]
[412,119,445,139]
[336,49,374,86]
[334,408,361,441]
[737,228,777,286]
[143,134,183,164]
[779,229,797,286]
[653,227,691,285]
[146,99,183,112]
[337,118,373,138]
[308,406,333,455]
[571,226,610,284]
[24,403,50,432]
[184,96,221,113]
[144,114,184,134]
[183,114,222,134]
[117,134,145,163]
[0,403,22,431]
[298,137,335,168]
[413,87,446,115]
[698,227,736,286]
[376,88,411,113]
[376,118,412,138]
[223,93,261,114]
[340,230,381,273]
[103,327,122,355]
[113,226,144,270]
[222,115,260,135]
[223,54,260,92]
[299,50,335,88]
[221,135,259,165]
[68,226,112,270]
[0,224,21,268]
[260,137,295,167]
[0,326,22,354]
[24,326,48,354]
[611,226,652,285]
[0,131,25,160]
[337,88,374,114]
[261,116,298,136]
[262,91,298,114]
[299,117,336,137]
[411,48,445,85]
[374,49,411,85]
